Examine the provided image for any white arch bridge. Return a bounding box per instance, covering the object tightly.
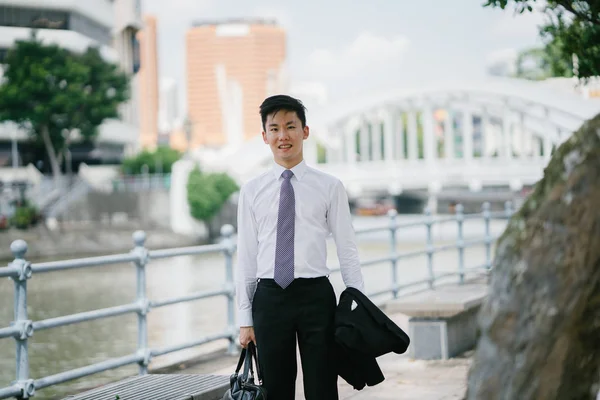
[199,77,600,204]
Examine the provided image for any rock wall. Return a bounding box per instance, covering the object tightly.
[465,114,600,399]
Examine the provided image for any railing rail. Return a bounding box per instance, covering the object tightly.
[0,201,514,399]
[111,174,172,192]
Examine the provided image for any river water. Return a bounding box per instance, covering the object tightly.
[0,215,507,399]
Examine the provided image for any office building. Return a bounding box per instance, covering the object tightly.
[186,18,286,148]
[0,0,142,169]
[137,14,159,149]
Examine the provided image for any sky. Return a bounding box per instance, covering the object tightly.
[141,0,546,119]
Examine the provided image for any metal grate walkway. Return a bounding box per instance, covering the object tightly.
[62,374,230,400]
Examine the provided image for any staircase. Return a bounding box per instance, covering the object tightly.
[30,176,67,212]
[44,177,92,219]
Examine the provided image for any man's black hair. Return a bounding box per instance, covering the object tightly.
[259,95,307,131]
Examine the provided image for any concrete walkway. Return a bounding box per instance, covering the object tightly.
[333,352,470,400]
[192,345,471,399]
[171,311,472,399]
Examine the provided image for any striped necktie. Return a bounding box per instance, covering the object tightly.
[274,169,295,289]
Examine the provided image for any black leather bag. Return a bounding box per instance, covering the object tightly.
[221,342,267,400]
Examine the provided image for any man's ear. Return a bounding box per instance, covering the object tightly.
[303,125,310,140]
[262,131,268,144]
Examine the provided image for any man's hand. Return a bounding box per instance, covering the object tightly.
[239,326,256,348]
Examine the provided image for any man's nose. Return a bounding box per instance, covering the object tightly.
[277,131,289,140]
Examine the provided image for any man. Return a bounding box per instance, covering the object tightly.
[236,95,365,400]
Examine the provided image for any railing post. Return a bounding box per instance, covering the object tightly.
[132,231,151,374]
[425,207,435,289]
[387,209,399,298]
[221,224,238,355]
[9,240,35,399]
[456,204,465,284]
[482,202,492,270]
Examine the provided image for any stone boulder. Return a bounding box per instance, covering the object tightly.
[465,114,600,400]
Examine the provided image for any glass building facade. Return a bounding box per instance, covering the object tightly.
[0,5,112,46]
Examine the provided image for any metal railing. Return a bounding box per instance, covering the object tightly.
[111,174,171,192]
[0,201,514,399]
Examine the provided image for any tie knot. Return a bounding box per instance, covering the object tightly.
[282,170,294,180]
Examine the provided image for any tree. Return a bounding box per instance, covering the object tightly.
[513,44,574,80]
[187,167,221,221]
[66,46,129,146]
[121,146,182,175]
[205,172,239,205]
[0,32,130,181]
[186,167,239,240]
[484,0,600,80]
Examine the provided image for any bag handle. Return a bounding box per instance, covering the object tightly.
[238,342,265,384]
[242,343,255,381]
[234,347,247,374]
[247,342,264,384]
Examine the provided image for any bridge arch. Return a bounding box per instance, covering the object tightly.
[302,77,600,199]
[313,77,598,161]
[196,77,600,200]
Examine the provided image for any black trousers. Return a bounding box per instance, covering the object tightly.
[252,277,338,400]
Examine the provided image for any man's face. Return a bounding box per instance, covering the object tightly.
[262,110,309,168]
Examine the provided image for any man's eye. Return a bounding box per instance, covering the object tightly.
[288,126,295,129]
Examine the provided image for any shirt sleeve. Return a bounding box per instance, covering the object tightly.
[327,179,365,293]
[235,185,259,327]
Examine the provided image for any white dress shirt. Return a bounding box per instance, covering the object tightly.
[235,159,365,327]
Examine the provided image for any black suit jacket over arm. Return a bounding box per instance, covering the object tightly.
[334,287,410,390]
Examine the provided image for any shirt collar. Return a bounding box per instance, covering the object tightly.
[271,159,308,181]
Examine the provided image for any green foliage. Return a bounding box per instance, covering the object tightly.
[10,203,39,229]
[206,172,239,204]
[514,45,574,80]
[186,167,239,224]
[483,0,600,80]
[316,142,327,163]
[0,32,130,179]
[121,146,182,174]
[68,47,130,137]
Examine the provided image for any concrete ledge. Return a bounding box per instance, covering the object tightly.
[386,283,488,318]
[0,226,202,261]
[385,283,488,360]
